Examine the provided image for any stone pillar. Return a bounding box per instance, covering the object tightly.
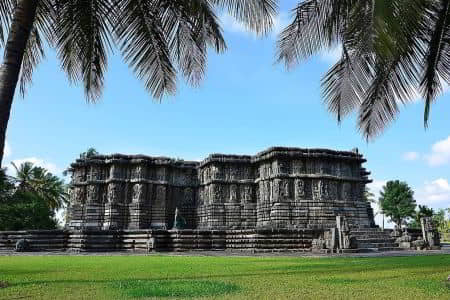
[103,183,126,229]
[128,183,151,229]
[151,185,167,229]
[83,184,104,229]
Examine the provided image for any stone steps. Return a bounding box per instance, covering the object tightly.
[350,228,402,253]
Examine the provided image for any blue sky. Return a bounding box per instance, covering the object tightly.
[3,1,449,226]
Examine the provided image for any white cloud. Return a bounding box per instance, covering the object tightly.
[9,157,62,176]
[416,178,450,207]
[4,141,11,158]
[368,180,386,199]
[402,151,419,161]
[425,136,450,167]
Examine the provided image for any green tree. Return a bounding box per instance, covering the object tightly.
[0,190,58,230]
[0,1,278,166]
[409,204,434,228]
[379,180,417,228]
[11,162,68,210]
[433,208,450,234]
[0,165,61,230]
[277,0,450,140]
[80,148,99,159]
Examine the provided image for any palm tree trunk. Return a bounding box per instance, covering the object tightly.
[0,0,38,166]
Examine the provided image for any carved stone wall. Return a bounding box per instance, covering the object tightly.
[67,147,374,230]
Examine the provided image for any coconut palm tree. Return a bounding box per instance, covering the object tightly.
[11,161,68,210]
[277,0,449,140]
[0,0,278,166]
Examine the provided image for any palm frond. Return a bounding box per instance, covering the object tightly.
[358,55,420,140]
[420,0,450,127]
[276,0,357,68]
[0,0,15,47]
[212,0,278,36]
[115,0,176,100]
[55,0,116,102]
[164,0,226,86]
[321,47,371,122]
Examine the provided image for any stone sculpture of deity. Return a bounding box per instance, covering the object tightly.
[72,187,85,204]
[132,184,146,203]
[229,184,238,203]
[108,183,121,203]
[242,185,252,203]
[86,185,99,203]
[294,179,305,200]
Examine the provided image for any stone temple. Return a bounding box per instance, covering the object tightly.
[2,147,439,253]
[67,147,375,231]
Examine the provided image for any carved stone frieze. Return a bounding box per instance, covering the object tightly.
[68,147,373,231]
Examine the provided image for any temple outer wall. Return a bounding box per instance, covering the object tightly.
[66,147,375,231]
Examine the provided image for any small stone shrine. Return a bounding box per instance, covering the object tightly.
[66,147,375,231]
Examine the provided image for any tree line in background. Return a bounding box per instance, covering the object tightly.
[367,180,450,239]
[0,162,68,231]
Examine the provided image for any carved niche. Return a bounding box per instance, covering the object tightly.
[242,185,253,203]
[341,182,352,200]
[229,184,238,203]
[340,163,351,177]
[155,185,166,204]
[86,185,100,203]
[328,181,338,199]
[110,164,121,179]
[132,165,145,180]
[241,167,251,179]
[156,168,166,181]
[280,180,290,200]
[183,187,194,206]
[320,180,330,200]
[89,166,101,181]
[72,187,85,204]
[107,183,122,203]
[211,184,223,203]
[292,160,304,174]
[132,184,146,203]
[74,169,86,183]
[306,160,315,174]
[229,166,239,180]
[294,179,305,200]
[278,160,289,175]
[312,180,321,200]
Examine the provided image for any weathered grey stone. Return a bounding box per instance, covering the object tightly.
[66,147,375,231]
[15,239,29,252]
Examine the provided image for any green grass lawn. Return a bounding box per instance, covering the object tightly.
[0,254,449,299]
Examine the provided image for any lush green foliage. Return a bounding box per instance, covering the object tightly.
[433,209,450,236]
[0,190,57,230]
[12,162,68,210]
[79,147,99,159]
[0,255,449,299]
[409,205,435,229]
[0,163,66,231]
[379,180,416,227]
[277,0,450,139]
